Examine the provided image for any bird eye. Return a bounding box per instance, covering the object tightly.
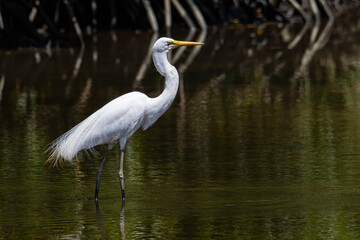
[167,41,173,45]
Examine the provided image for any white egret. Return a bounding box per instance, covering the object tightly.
[46,37,204,201]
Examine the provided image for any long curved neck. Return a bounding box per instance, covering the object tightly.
[152,50,179,103]
[152,50,173,76]
[142,50,179,130]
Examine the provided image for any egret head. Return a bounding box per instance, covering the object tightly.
[153,37,204,53]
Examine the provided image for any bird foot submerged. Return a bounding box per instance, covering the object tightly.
[119,174,126,201]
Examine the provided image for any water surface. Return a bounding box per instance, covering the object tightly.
[1,16,360,239]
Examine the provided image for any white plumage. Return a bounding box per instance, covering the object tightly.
[48,92,146,162]
[46,37,203,200]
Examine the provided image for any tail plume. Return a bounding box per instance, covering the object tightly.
[45,102,115,167]
[45,110,106,167]
[45,126,82,167]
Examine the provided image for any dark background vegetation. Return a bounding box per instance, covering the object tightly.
[0,0,359,49]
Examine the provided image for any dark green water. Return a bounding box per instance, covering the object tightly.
[2,16,360,239]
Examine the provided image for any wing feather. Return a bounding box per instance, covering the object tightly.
[46,92,147,166]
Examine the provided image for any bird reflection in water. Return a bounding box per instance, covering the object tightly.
[95,201,125,240]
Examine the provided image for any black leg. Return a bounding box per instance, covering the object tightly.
[94,146,113,202]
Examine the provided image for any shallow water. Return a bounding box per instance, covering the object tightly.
[1,15,360,239]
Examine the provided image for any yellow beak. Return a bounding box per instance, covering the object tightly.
[172,40,204,46]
